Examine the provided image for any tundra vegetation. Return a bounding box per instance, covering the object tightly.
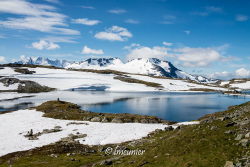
[0,101,249,167]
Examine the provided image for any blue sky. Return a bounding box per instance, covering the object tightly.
[0,0,249,79]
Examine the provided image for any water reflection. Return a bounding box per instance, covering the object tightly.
[0,91,249,122]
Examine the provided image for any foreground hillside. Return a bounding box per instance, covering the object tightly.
[0,101,249,167]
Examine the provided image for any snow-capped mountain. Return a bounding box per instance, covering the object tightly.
[15,56,70,68]
[66,58,123,69]
[14,57,216,83]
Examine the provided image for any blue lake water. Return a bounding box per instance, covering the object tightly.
[0,91,249,122]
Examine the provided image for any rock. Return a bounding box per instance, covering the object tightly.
[123,118,133,123]
[210,126,217,130]
[100,160,113,165]
[164,126,174,131]
[111,118,123,123]
[175,126,181,130]
[224,130,235,134]
[224,161,234,167]
[235,134,244,141]
[42,128,62,134]
[101,117,109,123]
[134,119,140,123]
[148,119,159,123]
[0,78,20,87]
[14,68,35,74]
[18,81,55,93]
[140,119,149,123]
[154,129,162,133]
[61,133,87,143]
[235,162,242,167]
[226,122,236,127]
[54,126,62,129]
[219,116,230,121]
[90,117,101,122]
[25,129,33,137]
[239,139,250,147]
[238,120,250,126]
[50,154,58,158]
[245,132,250,138]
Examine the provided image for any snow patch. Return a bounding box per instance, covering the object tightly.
[0,109,168,156]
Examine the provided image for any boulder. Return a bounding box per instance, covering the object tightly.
[235,134,244,141]
[101,117,109,123]
[90,117,101,122]
[245,132,250,138]
[164,126,174,131]
[111,118,123,123]
[224,161,234,167]
[240,139,250,147]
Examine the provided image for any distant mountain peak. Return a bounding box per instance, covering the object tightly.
[14,56,216,83]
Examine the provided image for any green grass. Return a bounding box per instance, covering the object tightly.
[35,100,165,123]
[114,76,163,88]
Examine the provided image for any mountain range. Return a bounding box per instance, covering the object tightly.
[14,56,216,83]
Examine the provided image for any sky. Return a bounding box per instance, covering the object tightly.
[0,0,249,79]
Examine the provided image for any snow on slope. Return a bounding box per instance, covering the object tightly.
[0,82,19,91]
[0,67,19,76]
[14,67,157,92]
[0,109,169,156]
[128,74,226,91]
[0,67,226,92]
[230,81,250,89]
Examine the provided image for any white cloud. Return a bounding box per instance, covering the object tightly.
[94,26,132,41]
[125,43,229,68]
[209,71,232,80]
[44,0,60,4]
[209,68,250,80]
[236,14,248,22]
[192,6,223,16]
[72,18,101,26]
[0,56,6,63]
[184,30,191,35]
[81,6,95,9]
[205,6,223,13]
[125,19,139,24]
[174,47,221,67]
[235,68,250,77]
[163,42,173,46]
[161,15,176,24]
[31,40,60,50]
[108,9,127,14]
[42,36,77,43]
[81,46,104,55]
[125,44,169,61]
[0,0,79,35]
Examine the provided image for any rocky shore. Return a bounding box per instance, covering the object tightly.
[35,100,168,124]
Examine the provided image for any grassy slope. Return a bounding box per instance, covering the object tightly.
[35,100,165,123]
[0,101,249,167]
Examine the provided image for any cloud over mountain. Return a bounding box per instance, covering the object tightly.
[31,40,60,50]
[81,46,104,55]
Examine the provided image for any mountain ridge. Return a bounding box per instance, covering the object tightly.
[14,56,216,83]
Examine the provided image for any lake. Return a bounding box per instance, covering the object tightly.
[0,91,249,122]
